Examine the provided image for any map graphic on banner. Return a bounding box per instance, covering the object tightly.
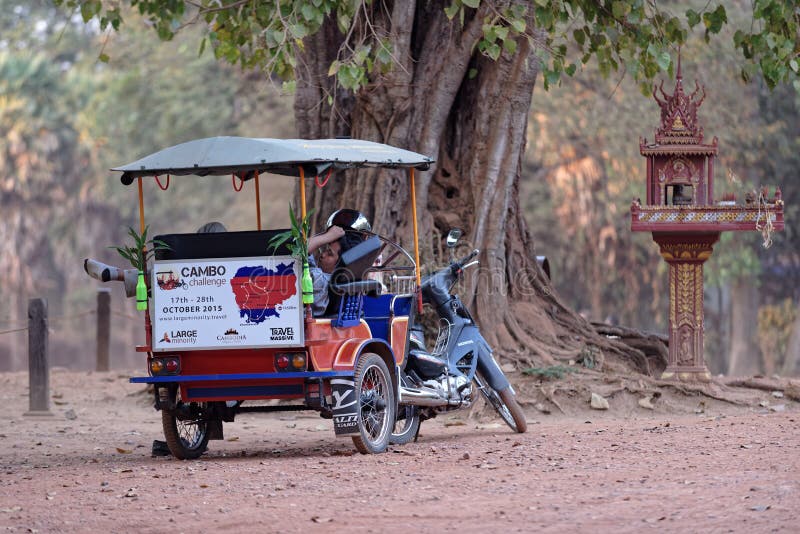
[152,256,303,350]
[230,262,297,324]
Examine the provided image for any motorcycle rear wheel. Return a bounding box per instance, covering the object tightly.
[475,374,527,433]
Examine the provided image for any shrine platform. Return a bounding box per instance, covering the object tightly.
[631,201,784,233]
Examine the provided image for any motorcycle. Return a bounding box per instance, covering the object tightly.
[391,230,527,444]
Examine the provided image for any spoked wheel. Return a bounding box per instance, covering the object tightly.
[162,387,210,460]
[352,353,396,454]
[475,373,527,433]
[390,404,421,445]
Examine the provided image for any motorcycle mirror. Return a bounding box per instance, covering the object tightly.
[446,229,462,248]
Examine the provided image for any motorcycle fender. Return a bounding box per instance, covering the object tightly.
[330,378,359,437]
[475,338,511,392]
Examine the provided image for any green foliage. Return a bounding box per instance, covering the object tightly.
[522,364,577,380]
[269,205,314,261]
[109,226,169,271]
[54,0,800,94]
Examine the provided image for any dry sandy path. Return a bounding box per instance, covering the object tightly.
[1,370,798,533]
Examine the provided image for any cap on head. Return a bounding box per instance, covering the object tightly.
[326,208,371,232]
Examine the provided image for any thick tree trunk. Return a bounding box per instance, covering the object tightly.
[292,2,658,375]
[728,278,762,376]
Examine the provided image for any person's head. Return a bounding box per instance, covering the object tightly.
[326,209,371,232]
[316,240,341,274]
[196,221,227,233]
[318,209,372,274]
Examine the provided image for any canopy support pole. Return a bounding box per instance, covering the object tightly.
[255,170,262,231]
[137,177,146,235]
[299,166,307,223]
[409,168,422,312]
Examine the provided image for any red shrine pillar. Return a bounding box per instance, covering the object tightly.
[653,233,719,381]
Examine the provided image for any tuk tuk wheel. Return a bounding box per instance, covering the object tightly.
[162,388,210,460]
[352,353,396,454]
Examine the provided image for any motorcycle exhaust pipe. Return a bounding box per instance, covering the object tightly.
[398,385,449,407]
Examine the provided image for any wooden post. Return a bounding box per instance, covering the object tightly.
[25,298,52,416]
[96,289,111,372]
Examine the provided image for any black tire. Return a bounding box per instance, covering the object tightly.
[390,404,421,445]
[162,387,210,460]
[352,353,396,454]
[475,374,527,433]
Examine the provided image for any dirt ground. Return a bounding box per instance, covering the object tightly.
[1,369,798,533]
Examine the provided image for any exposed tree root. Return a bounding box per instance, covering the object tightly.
[724,377,787,392]
[510,367,794,411]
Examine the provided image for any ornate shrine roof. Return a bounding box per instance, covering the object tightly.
[639,53,718,155]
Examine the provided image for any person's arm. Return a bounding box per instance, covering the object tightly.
[308,225,345,253]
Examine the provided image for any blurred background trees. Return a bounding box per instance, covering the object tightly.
[0,0,797,376]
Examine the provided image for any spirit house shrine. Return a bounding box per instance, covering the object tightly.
[630,58,785,381]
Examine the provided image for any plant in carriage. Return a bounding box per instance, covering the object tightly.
[269,205,315,305]
[110,226,170,310]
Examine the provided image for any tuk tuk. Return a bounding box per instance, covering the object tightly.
[113,137,433,458]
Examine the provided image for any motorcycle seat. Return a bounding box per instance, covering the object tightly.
[408,348,447,379]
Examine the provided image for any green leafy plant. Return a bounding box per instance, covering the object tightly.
[268,205,314,260]
[110,226,169,271]
[269,205,316,305]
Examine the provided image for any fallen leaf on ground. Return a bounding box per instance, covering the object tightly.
[115,447,132,454]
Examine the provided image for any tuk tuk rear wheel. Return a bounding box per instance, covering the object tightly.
[162,388,210,460]
[352,353,396,454]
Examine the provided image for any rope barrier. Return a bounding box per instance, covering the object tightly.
[0,288,145,336]
[110,310,140,321]
[0,310,94,328]
[48,310,96,323]
[0,317,31,328]
[0,326,28,335]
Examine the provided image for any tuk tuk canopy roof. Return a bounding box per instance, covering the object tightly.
[113,137,434,184]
